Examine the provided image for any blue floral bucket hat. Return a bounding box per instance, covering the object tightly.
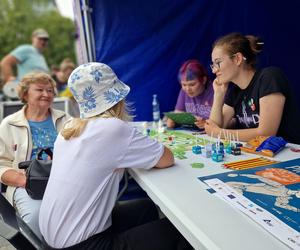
[68,62,130,118]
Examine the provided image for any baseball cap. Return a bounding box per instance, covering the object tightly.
[32,28,49,39]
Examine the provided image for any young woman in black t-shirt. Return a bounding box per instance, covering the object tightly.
[205,32,300,144]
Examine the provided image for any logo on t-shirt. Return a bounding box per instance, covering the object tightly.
[248,98,256,111]
[185,103,211,119]
[236,101,259,128]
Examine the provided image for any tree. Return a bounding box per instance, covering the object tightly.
[0,0,76,71]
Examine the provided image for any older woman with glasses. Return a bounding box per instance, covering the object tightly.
[205,32,300,144]
[0,72,68,239]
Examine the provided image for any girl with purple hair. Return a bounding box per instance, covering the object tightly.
[166,59,214,129]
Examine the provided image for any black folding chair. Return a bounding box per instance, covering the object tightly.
[0,194,42,249]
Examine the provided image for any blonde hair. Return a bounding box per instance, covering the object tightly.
[61,99,133,140]
[60,59,75,73]
[18,72,57,103]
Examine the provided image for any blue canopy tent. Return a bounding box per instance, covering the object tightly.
[75,0,300,121]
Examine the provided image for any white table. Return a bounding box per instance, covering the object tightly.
[128,127,300,250]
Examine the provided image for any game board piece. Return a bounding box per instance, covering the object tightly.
[141,122,147,135]
[192,145,202,154]
[235,132,243,148]
[157,119,166,133]
[225,145,232,154]
[212,135,224,162]
[241,136,287,157]
[191,162,205,168]
[202,144,212,158]
[222,157,279,170]
[146,128,151,136]
[231,147,241,155]
[212,152,223,162]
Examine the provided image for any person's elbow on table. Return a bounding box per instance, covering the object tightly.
[155,146,174,169]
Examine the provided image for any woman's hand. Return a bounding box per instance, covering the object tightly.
[18,172,27,188]
[166,118,176,128]
[194,117,205,129]
[212,78,229,96]
[204,119,222,137]
[1,169,26,188]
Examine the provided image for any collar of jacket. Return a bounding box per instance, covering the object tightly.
[8,105,66,127]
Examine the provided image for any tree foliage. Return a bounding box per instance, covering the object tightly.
[0,0,76,69]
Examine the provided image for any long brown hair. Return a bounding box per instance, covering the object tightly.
[213,32,264,69]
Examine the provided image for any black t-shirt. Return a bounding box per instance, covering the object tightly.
[225,67,300,144]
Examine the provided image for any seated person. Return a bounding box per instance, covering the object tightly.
[52,58,75,96]
[0,72,68,239]
[167,59,214,129]
[206,32,300,143]
[39,62,192,250]
[52,58,80,117]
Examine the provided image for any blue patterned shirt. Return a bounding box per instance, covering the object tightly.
[28,116,57,159]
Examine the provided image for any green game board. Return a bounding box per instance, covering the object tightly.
[149,129,211,160]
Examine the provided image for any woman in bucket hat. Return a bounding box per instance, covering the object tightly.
[39,62,193,250]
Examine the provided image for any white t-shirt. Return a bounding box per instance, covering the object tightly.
[39,118,164,248]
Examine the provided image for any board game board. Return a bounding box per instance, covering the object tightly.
[149,129,211,160]
[199,158,300,249]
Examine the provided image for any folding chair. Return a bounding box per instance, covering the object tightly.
[117,170,148,201]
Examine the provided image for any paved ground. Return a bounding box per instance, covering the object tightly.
[0,237,15,250]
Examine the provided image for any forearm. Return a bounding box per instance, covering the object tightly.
[1,169,26,188]
[0,57,16,83]
[1,64,15,83]
[209,94,226,127]
[217,127,265,142]
[155,146,174,168]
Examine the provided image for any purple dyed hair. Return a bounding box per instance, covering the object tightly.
[178,59,208,84]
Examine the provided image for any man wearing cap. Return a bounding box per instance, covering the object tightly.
[0,28,50,85]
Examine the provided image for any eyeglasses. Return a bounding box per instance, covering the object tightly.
[210,53,246,72]
[210,60,222,72]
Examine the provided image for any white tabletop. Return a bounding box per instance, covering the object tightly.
[128,125,300,250]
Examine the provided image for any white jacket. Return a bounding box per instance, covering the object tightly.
[0,105,68,204]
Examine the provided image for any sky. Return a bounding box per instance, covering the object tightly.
[55,0,74,20]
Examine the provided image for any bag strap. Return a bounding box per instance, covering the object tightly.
[37,148,53,160]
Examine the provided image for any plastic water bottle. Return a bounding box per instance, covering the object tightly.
[152,94,160,122]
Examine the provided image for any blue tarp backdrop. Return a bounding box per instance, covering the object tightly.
[89,0,300,121]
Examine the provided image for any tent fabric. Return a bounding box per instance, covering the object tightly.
[89,0,300,121]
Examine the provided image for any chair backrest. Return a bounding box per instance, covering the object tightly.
[0,194,41,249]
[0,97,70,122]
